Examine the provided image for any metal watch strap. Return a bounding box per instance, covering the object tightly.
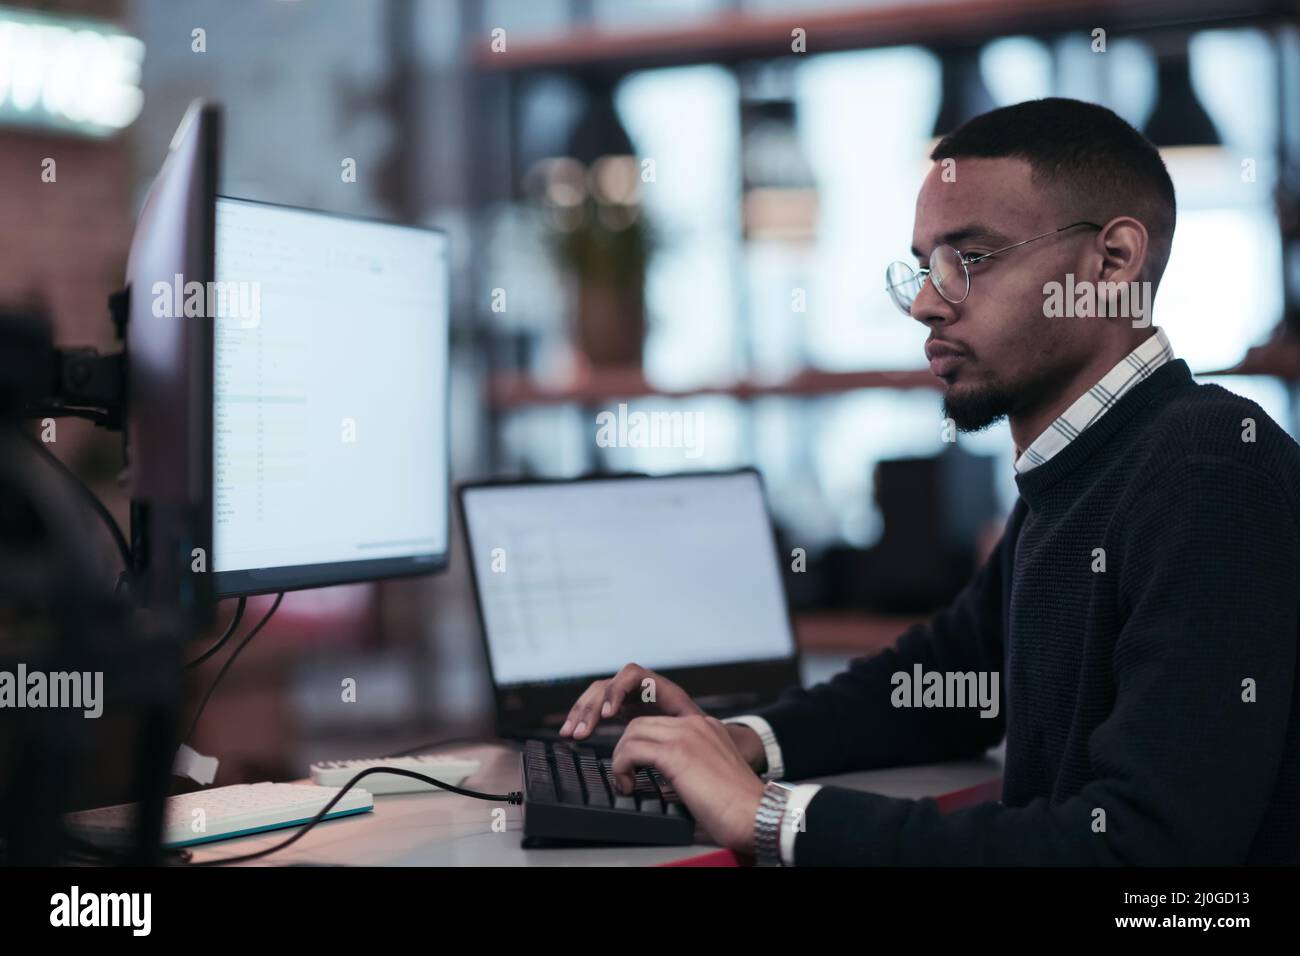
[754,781,792,866]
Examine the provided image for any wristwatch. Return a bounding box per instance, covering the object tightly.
[753,781,794,867]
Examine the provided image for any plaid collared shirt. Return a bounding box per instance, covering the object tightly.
[1014,328,1175,474]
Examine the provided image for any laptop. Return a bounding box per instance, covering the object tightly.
[459,469,801,753]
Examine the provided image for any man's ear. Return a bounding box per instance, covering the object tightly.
[1094,216,1148,284]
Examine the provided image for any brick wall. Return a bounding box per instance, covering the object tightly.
[0,133,132,350]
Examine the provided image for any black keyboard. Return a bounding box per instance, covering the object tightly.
[521,740,694,847]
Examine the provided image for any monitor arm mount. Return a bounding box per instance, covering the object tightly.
[20,288,130,432]
[6,289,134,590]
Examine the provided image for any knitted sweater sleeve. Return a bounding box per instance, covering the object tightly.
[748,504,1019,782]
[790,456,1299,865]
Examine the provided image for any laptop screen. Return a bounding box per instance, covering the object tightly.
[461,472,797,688]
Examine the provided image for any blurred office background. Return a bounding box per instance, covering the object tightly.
[3,0,1299,784]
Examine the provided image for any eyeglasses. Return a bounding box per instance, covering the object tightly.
[885,220,1102,316]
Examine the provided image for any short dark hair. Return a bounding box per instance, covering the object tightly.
[931,97,1176,285]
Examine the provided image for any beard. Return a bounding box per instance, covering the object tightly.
[942,380,1019,433]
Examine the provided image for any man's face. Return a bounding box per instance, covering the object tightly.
[909,157,1095,432]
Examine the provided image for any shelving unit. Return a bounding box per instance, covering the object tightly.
[488,364,938,411]
[474,0,1297,74]
[473,0,1300,425]
[467,0,1300,649]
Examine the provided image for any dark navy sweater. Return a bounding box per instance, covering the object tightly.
[756,359,1300,864]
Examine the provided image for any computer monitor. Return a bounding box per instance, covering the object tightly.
[459,469,801,734]
[210,197,450,596]
[125,99,219,628]
[11,97,226,866]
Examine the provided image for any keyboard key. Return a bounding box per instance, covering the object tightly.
[599,759,639,811]
[550,747,586,805]
[575,750,612,808]
[633,769,664,814]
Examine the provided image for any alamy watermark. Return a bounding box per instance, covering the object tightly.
[50,886,150,936]
[1043,275,1152,328]
[595,402,704,459]
[0,664,102,718]
[152,273,261,328]
[891,665,999,719]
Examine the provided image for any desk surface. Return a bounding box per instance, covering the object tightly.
[188,744,1003,866]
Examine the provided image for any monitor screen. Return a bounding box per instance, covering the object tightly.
[211,197,449,596]
[461,471,797,688]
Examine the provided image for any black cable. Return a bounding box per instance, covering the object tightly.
[185,597,247,669]
[19,428,130,567]
[190,766,522,866]
[183,592,282,745]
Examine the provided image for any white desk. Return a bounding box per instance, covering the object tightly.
[188,743,1004,866]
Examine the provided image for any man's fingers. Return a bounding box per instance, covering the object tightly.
[595,663,647,722]
[560,663,654,738]
[560,680,607,737]
[608,716,689,791]
[609,736,672,794]
[616,715,680,741]
[602,681,629,718]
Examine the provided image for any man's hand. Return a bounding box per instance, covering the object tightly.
[560,662,770,775]
[725,723,768,775]
[609,714,766,854]
[560,663,704,739]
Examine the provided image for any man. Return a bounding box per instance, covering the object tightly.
[559,97,1300,865]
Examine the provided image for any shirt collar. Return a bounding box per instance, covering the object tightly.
[1014,327,1175,474]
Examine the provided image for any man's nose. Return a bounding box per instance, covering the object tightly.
[910,272,958,328]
